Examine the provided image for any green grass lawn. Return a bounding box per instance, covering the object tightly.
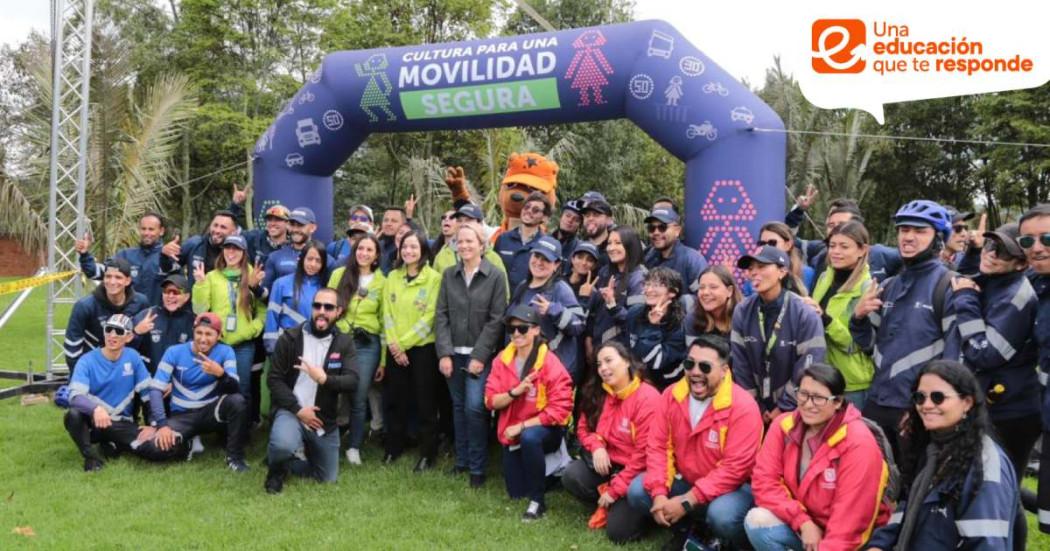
[2,278,1049,549]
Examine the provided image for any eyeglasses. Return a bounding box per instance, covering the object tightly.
[350,214,371,223]
[795,389,837,407]
[647,223,668,234]
[952,224,968,233]
[523,205,546,215]
[163,289,183,297]
[682,359,713,374]
[756,239,780,247]
[911,390,959,406]
[507,324,534,335]
[441,214,455,221]
[312,302,338,312]
[103,326,128,337]
[1018,233,1050,249]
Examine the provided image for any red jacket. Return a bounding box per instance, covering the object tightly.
[484,342,574,446]
[577,376,660,500]
[644,371,763,503]
[751,405,891,551]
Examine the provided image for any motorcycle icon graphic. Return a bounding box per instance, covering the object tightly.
[686,122,718,141]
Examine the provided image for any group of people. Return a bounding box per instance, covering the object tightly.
[57,158,1050,549]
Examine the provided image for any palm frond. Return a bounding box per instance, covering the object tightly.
[0,176,48,256]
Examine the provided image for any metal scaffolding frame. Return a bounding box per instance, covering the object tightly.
[45,0,94,379]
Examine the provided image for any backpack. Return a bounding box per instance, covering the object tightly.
[861,417,901,502]
[876,268,954,323]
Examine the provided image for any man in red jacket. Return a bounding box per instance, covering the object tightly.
[627,334,763,549]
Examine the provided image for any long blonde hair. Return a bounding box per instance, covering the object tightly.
[826,221,870,293]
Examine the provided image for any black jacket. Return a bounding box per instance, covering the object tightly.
[435,259,508,364]
[268,324,358,431]
[134,301,195,372]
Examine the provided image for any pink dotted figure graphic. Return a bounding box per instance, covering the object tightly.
[698,179,758,280]
[564,30,613,107]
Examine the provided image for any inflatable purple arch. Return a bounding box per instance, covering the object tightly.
[252,20,785,265]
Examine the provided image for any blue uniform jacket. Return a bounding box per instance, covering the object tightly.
[1030,273,1050,428]
[133,302,194,371]
[149,342,240,418]
[868,435,1018,550]
[643,241,708,293]
[64,287,151,371]
[626,304,686,391]
[379,235,398,276]
[850,257,961,409]
[586,265,646,347]
[494,227,544,293]
[951,272,1039,421]
[263,273,323,353]
[79,243,168,306]
[243,229,287,268]
[261,245,335,300]
[327,237,353,267]
[507,281,585,380]
[730,290,826,412]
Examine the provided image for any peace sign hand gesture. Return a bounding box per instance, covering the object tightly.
[192,262,206,284]
[797,184,819,210]
[600,275,617,307]
[647,299,671,324]
[579,271,597,298]
[134,308,158,336]
[249,261,265,289]
[232,183,249,206]
[853,282,883,319]
[195,351,225,377]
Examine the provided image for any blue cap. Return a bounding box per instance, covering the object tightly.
[222,234,248,251]
[645,208,680,224]
[572,241,599,260]
[529,235,563,261]
[455,203,484,222]
[289,207,317,224]
[736,245,788,269]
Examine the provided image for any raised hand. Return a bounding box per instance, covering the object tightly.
[404,193,417,220]
[853,281,882,319]
[531,294,551,316]
[797,184,819,210]
[195,351,225,377]
[162,234,181,260]
[295,355,327,385]
[647,299,670,324]
[249,261,265,289]
[75,231,92,255]
[579,271,596,298]
[970,212,987,250]
[232,183,248,205]
[134,308,158,336]
[600,275,617,306]
[192,261,206,283]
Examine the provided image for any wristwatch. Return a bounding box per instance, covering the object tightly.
[681,499,693,514]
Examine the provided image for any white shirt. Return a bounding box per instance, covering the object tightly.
[688,395,712,428]
[293,329,333,411]
[359,272,375,291]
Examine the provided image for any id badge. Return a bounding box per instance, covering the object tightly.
[225,315,238,333]
[761,376,771,399]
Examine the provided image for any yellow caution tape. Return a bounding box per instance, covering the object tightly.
[0,270,78,296]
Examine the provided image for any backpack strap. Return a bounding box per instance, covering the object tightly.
[933,269,956,326]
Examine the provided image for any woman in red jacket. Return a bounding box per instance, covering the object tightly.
[562,341,659,543]
[745,363,891,551]
[485,304,574,522]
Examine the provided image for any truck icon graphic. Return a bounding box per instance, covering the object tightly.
[296,118,321,147]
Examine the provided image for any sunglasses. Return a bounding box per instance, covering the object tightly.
[312,302,338,312]
[682,359,713,374]
[507,324,534,335]
[523,205,546,215]
[646,223,668,234]
[981,240,1015,259]
[756,239,780,247]
[441,214,455,221]
[795,389,837,407]
[952,224,968,233]
[350,214,371,222]
[1018,233,1050,249]
[103,326,128,337]
[911,390,959,406]
[163,289,184,297]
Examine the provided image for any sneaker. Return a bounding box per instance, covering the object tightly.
[83,457,104,472]
[264,466,286,494]
[521,500,546,522]
[413,456,434,473]
[226,456,250,473]
[382,452,399,465]
[186,436,205,461]
[469,474,486,488]
[293,447,307,462]
[346,448,362,466]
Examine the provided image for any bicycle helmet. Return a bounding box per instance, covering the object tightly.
[894,200,952,241]
[54,384,71,408]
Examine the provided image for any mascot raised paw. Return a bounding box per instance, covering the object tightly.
[443,152,559,242]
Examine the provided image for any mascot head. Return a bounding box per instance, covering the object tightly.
[500,152,559,225]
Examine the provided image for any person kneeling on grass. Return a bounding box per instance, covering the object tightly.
[265,288,359,494]
[135,312,250,472]
[64,314,153,472]
[485,304,574,522]
[627,335,763,550]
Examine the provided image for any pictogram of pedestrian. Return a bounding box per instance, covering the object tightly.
[355,54,397,123]
[698,179,759,277]
[664,75,683,106]
[564,30,614,107]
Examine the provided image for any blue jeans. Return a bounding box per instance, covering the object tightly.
[267,409,340,482]
[348,333,381,449]
[232,342,255,403]
[447,354,490,474]
[502,425,563,505]
[744,509,803,551]
[627,474,753,548]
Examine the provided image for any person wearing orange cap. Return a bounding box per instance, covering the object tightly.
[243,204,291,268]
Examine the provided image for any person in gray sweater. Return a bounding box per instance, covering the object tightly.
[435,222,509,487]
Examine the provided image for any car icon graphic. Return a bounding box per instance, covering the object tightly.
[285,153,304,167]
[730,107,755,125]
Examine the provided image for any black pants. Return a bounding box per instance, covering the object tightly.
[1037,431,1050,534]
[137,394,249,461]
[385,343,439,460]
[63,409,140,461]
[863,400,907,461]
[562,459,647,543]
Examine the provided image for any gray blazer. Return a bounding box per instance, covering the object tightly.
[435,258,508,363]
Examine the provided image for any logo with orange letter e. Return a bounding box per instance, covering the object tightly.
[812,19,867,73]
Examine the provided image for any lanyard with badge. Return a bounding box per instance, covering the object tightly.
[756,303,787,400]
[226,281,238,332]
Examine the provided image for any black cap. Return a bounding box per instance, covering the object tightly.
[161,274,191,293]
[103,257,132,277]
[504,304,540,325]
[983,223,1025,259]
[563,199,585,214]
[581,199,612,216]
[455,203,484,222]
[736,245,789,269]
[645,208,680,225]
